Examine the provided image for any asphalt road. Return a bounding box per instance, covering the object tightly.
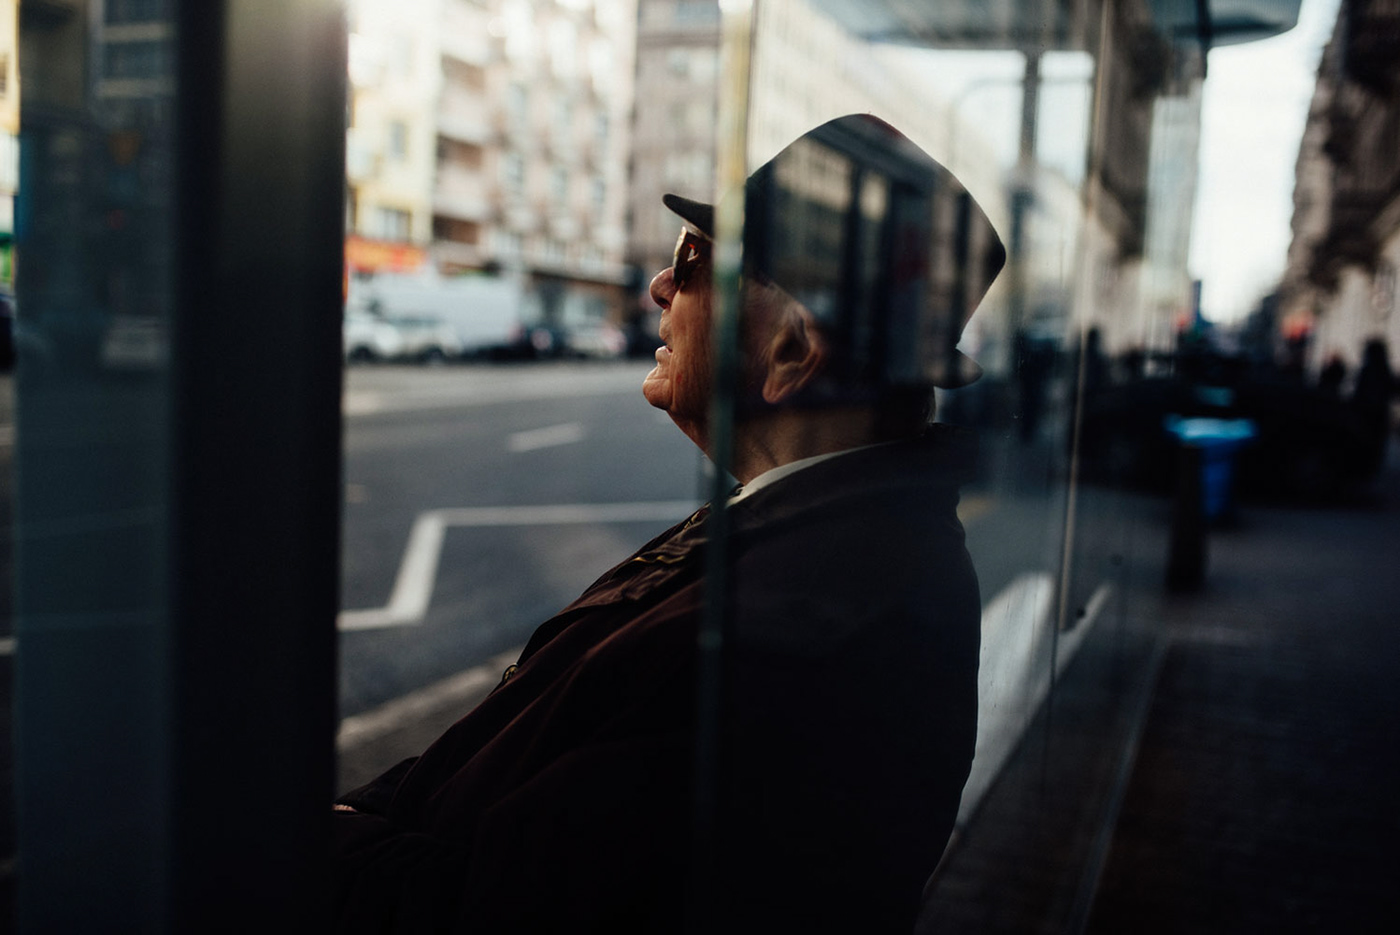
[338,361,703,718]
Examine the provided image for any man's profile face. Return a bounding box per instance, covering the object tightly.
[644,229,715,447]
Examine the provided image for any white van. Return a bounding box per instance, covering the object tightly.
[347,271,526,358]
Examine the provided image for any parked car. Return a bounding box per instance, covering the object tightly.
[344,310,462,363]
[389,314,464,363]
[347,272,526,358]
[563,321,627,359]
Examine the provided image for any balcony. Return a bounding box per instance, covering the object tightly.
[434,166,490,222]
[438,112,493,147]
[440,30,491,68]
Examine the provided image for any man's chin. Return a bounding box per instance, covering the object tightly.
[641,370,669,410]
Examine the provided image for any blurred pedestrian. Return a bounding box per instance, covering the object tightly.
[1351,338,1395,475]
[1318,353,1347,398]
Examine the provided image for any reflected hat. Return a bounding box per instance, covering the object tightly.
[663,113,1005,389]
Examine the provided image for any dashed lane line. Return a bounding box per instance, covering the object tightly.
[507,422,586,452]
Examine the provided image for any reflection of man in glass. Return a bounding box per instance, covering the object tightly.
[333,115,1005,934]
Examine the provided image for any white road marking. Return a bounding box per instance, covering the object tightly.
[342,364,652,418]
[0,637,13,657]
[338,646,523,751]
[507,421,586,452]
[338,500,699,631]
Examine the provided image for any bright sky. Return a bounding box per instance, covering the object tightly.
[1189,0,1341,322]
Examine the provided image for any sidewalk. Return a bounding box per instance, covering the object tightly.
[922,441,1400,933]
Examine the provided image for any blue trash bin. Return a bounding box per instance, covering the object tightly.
[1163,416,1258,521]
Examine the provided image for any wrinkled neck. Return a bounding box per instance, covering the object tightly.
[726,407,885,484]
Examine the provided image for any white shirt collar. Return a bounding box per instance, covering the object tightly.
[728,441,893,504]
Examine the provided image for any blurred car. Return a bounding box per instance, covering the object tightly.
[344,310,462,363]
[563,321,626,359]
[390,315,464,363]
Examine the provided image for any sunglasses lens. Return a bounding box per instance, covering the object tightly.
[672,232,702,291]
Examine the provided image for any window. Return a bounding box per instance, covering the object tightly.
[493,229,523,257]
[388,121,409,160]
[105,0,171,24]
[500,152,525,194]
[104,40,172,80]
[674,0,720,26]
[550,167,569,204]
[374,207,411,242]
[554,97,573,133]
[506,84,529,128]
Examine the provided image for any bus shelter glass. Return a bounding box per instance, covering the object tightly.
[686,0,1219,927]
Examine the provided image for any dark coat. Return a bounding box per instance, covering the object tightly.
[333,425,982,933]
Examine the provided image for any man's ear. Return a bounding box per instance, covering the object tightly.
[761,307,827,404]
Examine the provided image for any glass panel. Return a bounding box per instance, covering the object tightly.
[11,1,344,926]
[696,0,1215,928]
[326,0,1393,931]
[11,0,176,922]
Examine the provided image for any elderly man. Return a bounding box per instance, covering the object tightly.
[333,114,1004,933]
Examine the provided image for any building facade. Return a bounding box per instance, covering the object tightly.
[1280,0,1400,375]
[349,0,636,327]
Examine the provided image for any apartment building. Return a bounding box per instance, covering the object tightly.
[347,0,441,272]
[349,0,636,326]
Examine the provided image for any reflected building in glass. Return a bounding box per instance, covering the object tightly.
[626,0,1012,344]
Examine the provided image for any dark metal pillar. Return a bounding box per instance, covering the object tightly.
[14,1,346,929]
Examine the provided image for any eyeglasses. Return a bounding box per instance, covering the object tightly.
[671,228,710,293]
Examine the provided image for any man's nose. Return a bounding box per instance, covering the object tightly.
[649,267,675,310]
